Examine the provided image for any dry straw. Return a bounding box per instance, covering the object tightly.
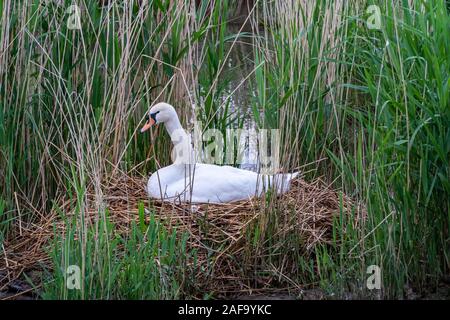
[1,173,362,296]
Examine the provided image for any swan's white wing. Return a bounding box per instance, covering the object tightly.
[147,163,298,204]
[187,164,259,203]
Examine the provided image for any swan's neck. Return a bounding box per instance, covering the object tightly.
[164,116,195,165]
[164,116,183,138]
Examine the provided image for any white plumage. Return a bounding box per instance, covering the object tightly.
[141,102,299,203]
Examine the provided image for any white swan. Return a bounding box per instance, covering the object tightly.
[140,102,299,203]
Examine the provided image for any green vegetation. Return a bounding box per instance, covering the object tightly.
[0,0,448,299]
[42,202,190,299]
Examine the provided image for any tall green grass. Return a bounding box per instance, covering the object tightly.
[351,0,450,295]
[252,0,449,297]
[42,202,191,299]
[0,0,448,299]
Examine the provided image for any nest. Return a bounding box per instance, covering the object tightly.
[1,174,362,298]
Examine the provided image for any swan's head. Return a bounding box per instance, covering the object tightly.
[140,102,177,133]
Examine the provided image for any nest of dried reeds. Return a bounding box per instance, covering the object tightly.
[1,174,363,298]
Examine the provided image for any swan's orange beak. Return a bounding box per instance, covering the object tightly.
[140,118,155,133]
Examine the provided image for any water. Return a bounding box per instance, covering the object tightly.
[195,28,265,172]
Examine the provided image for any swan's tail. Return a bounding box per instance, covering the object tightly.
[259,171,300,195]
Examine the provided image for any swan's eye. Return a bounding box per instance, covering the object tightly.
[146,111,159,121]
[150,110,160,123]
